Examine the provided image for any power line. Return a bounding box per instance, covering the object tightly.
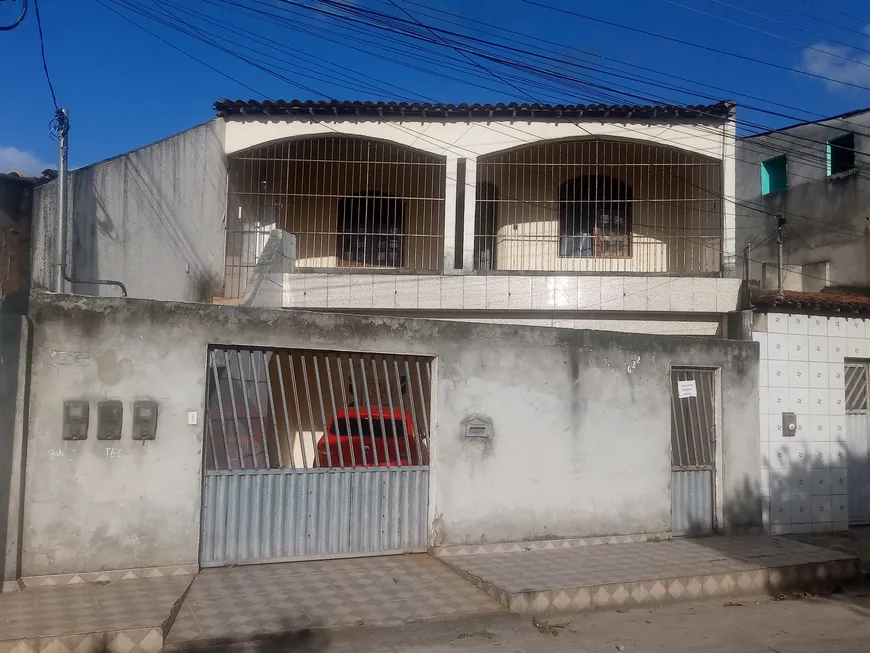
[105,0,870,245]
[712,0,870,46]
[33,0,58,110]
[522,0,870,93]
[664,0,870,64]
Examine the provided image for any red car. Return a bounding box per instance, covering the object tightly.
[316,408,427,468]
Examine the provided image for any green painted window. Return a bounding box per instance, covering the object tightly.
[761,155,787,195]
[827,132,855,176]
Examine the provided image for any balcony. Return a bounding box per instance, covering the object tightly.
[222,136,725,302]
[223,136,446,297]
[474,139,722,274]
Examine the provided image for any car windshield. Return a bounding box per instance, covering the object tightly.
[329,416,408,440]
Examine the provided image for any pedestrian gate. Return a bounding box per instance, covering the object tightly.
[670,368,716,535]
[846,362,870,525]
[199,347,432,566]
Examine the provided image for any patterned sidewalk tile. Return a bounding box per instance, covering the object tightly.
[0,577,191,642]
[444,535,862,616]
[167,554,503,643]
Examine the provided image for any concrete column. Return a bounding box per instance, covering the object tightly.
[462,157,478,272]
[442,156,459,273]
[1,313,29,588]
[721,117,737,276]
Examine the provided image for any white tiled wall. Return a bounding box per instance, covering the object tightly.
[283,273,742,315]
[754,312,857,534]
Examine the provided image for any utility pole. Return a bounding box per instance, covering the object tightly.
[776,214,786,292]
[743,241,752,281]
[54,108,69,293]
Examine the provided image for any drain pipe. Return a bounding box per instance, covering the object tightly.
[54,108,127,297]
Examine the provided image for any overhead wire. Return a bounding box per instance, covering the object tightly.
[97,0,852,295]
[33,0,58,110]
[103,0,870,244]
[663,0,870,64]
[521,0,870,93]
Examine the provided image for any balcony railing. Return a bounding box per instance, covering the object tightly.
[223,136,446,297]
[474,139,723,274]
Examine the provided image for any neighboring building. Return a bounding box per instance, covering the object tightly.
[30,99,741,336]
[728,289,870,535]
[0,172,40,302]
[736,107,870,292]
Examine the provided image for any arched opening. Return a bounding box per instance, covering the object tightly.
[475,138,721,273]
[559,175,632,259]
[223,136,446,296]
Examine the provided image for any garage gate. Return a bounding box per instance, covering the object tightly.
[199,346,433,566]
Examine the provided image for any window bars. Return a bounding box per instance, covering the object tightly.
[474,140,722,273]
[204,347,433,471]
[223,137,447,296]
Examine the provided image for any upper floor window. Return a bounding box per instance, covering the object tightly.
[559,175,632,258]
[827,132,856,176]
[336,191,404,268]
[761,155,787,195]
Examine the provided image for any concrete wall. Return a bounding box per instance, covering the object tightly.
[239,230,296,308]
[23,293,758,574]
[736,112,870,288]
[30,120,228,302]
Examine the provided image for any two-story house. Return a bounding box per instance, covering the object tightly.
[736,107,870,292]
[30,99,740,336]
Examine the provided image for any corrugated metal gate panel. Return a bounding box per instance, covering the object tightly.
[201,468,429,566]
[670,368,716,535]
[671,470,713,535]
[200,346,433,566]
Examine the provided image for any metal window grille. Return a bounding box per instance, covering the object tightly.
[845,363,868,414]
[670,368,716,469]
[474,139,722,273]
[204,347,433,471]
[223,137,446,296]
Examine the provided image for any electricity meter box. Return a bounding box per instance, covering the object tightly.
[62,401,90,440]
[132,401,159,440]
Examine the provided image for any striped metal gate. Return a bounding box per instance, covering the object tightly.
[670,368,716,535]
[199,347,433,567]
[845,363,870,525]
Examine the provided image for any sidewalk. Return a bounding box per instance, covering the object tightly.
[440,535,861,616]
[1,533,863,651]
[0,577,191,653]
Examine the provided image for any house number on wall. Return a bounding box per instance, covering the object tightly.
[626,356,641,374]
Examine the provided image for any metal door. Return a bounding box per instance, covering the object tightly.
[845,363,870,525]
[199,347,432,567]
[670,368,716,535]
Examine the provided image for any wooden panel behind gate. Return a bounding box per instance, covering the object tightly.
[200,346,433,566]
[670,368,716,535]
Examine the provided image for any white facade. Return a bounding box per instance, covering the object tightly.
[752,312,870,534]
[29,102,740,337]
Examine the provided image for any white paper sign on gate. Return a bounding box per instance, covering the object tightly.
[677,380,697,399]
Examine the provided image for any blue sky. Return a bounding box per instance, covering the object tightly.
[2,0,870,173]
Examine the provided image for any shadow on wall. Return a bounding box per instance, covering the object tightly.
[69,126,225,300]
[681,438,868,593]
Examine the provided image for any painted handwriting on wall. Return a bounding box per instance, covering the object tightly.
[626,356,641,374]
[48,449,66,457]
[105,448,124,458]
